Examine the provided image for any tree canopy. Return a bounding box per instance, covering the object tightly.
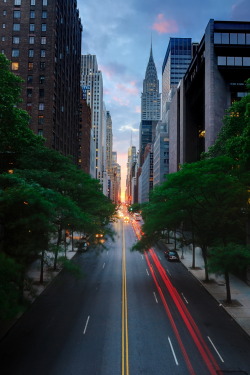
[0,53,116,318]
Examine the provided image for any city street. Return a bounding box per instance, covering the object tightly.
[1,219,250,375]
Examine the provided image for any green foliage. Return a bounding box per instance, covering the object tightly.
[0,253,22,319]
[0,53,115,319]
[0,176,54,266]
[129,203,142,213]
[208,243,250,275]
[137,156,247,253]
[205,78,250,170]
[0,54,43,156]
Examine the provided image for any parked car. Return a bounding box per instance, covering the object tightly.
[164,250,180,262]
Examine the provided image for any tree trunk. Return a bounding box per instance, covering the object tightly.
[174,230,177,249]
[53,226,62,270]
[202,246,209,282]
[40,249,45,284]
[64,231,67,257]
[225,270,232,304]
[71,229,74,251]
[166,230,170,244]
[191,230,196,268]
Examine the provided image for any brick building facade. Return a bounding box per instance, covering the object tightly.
[0,0,82,164]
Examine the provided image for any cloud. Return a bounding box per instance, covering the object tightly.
[116,81,139,96]
[112,96,129,107]
[119,124,139,132]
[135,106,141,114]
[100,62,127,79]
[152,14,179,34]
[231,0,250,20]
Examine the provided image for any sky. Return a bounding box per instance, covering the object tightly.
[77,0,250,198]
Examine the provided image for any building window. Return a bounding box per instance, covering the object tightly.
[42,11,47,18]
[217,56,226,65]
[13,36,20,44]
[14,0,22,5]
[30,11,35,18]
[38,116,44,124]
[28,62,33,70]
[41,37,46,44]
[39,88,44,97]
[41,23,46,31]
[38,115,44,125]
[2,37,5,41]
[42,0,47,5]
[12,48,19,57]
[26,103,32,111]
[243,57,250,66]
[29,36,34,44]
[2,23,6,28]
[29,23,35,32]
[27,75,33,84]
[30,0,35,5]
[28,49,34,57]
[3,10,6,15]
[39,103,44,110]
[40,62,45,69]
[38,129,43,136]
[13,23,20,31]
[39,75,45,84]
[27,88,32,97]
[11,62,19,70]
[13,10,21,18]
[40,49,45,57]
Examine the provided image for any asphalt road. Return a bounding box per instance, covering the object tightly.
[1,219,250,375]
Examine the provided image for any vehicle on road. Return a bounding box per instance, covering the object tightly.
[134,213,141,221]
[124,216,130,223]
[164,250,180,262]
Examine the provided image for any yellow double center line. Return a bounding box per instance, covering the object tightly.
[122,224,129,375]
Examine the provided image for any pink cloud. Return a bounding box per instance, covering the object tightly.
[116,81,139,96]
[135,106,141,114]
[152,14,179,34]
[99,64,115,79]
[112,96,129,106]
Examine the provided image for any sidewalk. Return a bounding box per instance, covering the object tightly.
[163,241,250,337]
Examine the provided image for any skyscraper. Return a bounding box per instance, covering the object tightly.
[139,44,161,166]
[80,54,104,180]
[162,38,193,130]
[125,145,137,204]
[0,0,82,163]
[138,44,161,202]
[106,111,113,177]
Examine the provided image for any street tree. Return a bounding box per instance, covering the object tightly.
[208,244,250,303]
[136,157,247,281]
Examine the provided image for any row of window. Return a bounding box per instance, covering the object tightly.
[12,10,47,18]
[27,88,44,97]
[12,48,46,57]
[27,75,45,84]
[214,32,250,45]
[2,23,47,31]
[217,56,250,66]
[13,0,48,5]
[10,61,46,70]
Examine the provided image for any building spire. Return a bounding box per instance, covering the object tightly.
[144,37,157,82]
[150,33,153,57]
